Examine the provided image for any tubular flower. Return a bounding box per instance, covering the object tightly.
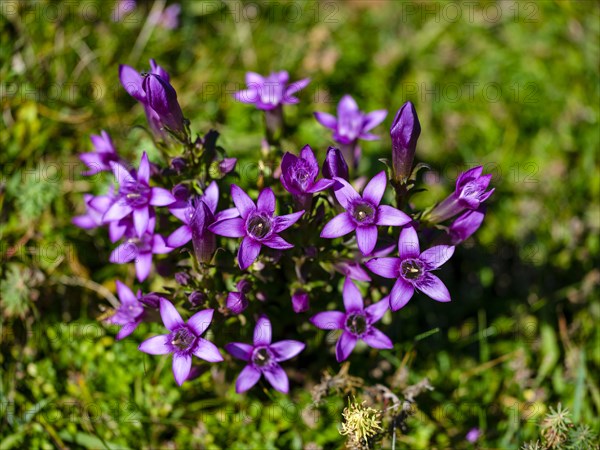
[320,171,411,255]
[225,315,305,393]
[138,299,223,386]
[208,185,304,270]
[310,278,392,362]
[366,226,455,311]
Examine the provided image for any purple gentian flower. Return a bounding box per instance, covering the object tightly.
[366,226,455,311]
[233,71,310,110]
[208,186,304,270]
[109,216,172,281]
[103,152,175,237]
[280,145,335,205]
[320,171,411,255]
[226,279,251,314]
[225,315,305,393]
[447,207,486,245]
[310,278,392,362]
[138,299,223,386]
[429,166,494,223]
[322,146,349,181]
[167,181,239,262]
[79,130,119,175]
[291,290,309,313]
[390,101,421,183]
[107,281,147,340]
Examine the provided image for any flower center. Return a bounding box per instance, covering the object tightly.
[345,313,368,336]
[351,201,375,224]
[121,181,151,208]
[247,213,272,239]
[252,346,273,368]
[400,259,424,281]
[169,327,196,352]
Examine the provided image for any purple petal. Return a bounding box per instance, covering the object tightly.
[356,225,378,256]
[332,177,360,208]
[314,111,337,129]
[253,315,272,346]
[234,88,259,104]
[362,171,387,206]
[263,364,289,393]
[420,245,455,269]
[362,328,393,349]
[193,338,223,362]
[358,132,380,141]
[416,273,451,302]
[208,217,246,238]
[133,207,150,237]
[150,187,176,206]
[238,237,262,270]
[138,334,170,355]
[376,205,412,226]
[338,95,359,117]
[172,353,192,386]
[159,298,184,331]
[257,188,276,214]
[202,181,219,213]
[116,321,140,340]
[231,184,256,218]
[72,215,97,229]
[151,234,172,254]
[343,278,364,312]
[111,161,135,185]
[245,71,264,86]
[116,280,137,304]
[271,340,305,362]
[262,235,293,250]
[362,109,388,132]
[119,64,145,102]
[398,226,420,259]
[79,153,104,174]
[280,152,298,176]
[103,201,132,222]
[109,220,129,243]
[225,342,253,361]
[273,211,304,232]
[320,212,356,238]
[109,241,137,264]
[135,252,152,282]
[167,225,192,247]
[138,152,150,183]
[285,78,310,96]
[365,298,389,323]
[187,309,214,336]
[306,178,335,193]
[336,331,357,362]
[390,278,415,311]
[310,311,345,330]
[299,144,318,169]
[235,364,261,393]
[365,257,400,279]
[214,207,240,222]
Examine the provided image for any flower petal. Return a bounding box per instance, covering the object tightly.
[109,241,137,264]
[159,298,184,331]
[257,187,276,214]
[245,71,264,86]
[263,364,289,393]
[138,334,170,355]
[310,311,345,330]
[116,280,137,304]
[119,64,145,102]
[299,144,318,169]
[420,245,455,269]
[285,77,310,96]
[365,257,400,279]
[390,278,415,311]
[376,205,412,226]
[188,309,214,336]
[138,152,150,183]
[338,95,359,116]
[332,177,360,208]
[103,201,132,222]
[193,338,223,362]
[151,234,172,254]
[172,353,192,386]
[416,273,451,302]
[238,237,261,270]
[314,111,337,129]
[235,364,261,393]
[320,212,356,238]
[270,340,305,362]
[343,278,364,312]
[362,171,387,206]
[133,207,149,237]
[273,211,304,232]
[116,321,139,340]
[262,235,293,250]
[202,181,219,213]
[167,225,192,247]
[234,88,259,104]
[208,217,246,237]
[362,109,388,131]
[225,342,253,361]
[365,298,389,323]
[306,178,335,193]
[214,207,240,222]
[150,187,176,206]
[356,225,378,256]
[254,315,272,346]
[336,332,357,362]
[231,184,255,219]
[398,226,420,259]
[135,252,152,281]
[362,328,393,349]
[111,161,135,185]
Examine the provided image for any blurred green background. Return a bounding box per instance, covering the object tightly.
[1,0,599,448]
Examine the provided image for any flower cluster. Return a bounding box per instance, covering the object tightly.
[74,63,493,391]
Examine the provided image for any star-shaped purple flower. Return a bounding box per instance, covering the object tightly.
[280,145,334,201]
[103,152,175,238]
[320,171,411,255]
[107,281,147,340]
[208,185,304,270]
[366,226,455,311]
[138,299,223,386]
[225,315,305,393]
[79,130,119,176]
[233,71,310,110]
[310,278,392,362]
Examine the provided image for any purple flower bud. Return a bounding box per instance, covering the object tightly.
[226,292,248,314]
[291,290,309,313]
[448,207,486,245]
[188,291,206,307]
[139,292,162,309]
[390,101,421,183]
[322,146,349,181]
[174,271,190,286]
[219,157,237,175]
[191,201,216,264]
[236,279,252,294]
[172,183,189,201]
[142,74,185,139]
[170,157,186,173]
